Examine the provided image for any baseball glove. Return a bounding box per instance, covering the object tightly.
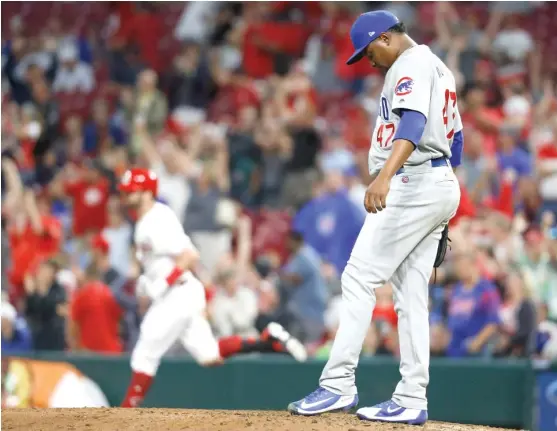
[433,224,451,268]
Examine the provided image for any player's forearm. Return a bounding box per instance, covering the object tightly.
[165,249,199,285]
[378,139,415,179]
[378,109,426,179]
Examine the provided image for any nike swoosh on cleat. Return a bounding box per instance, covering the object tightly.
[300,397,336,410]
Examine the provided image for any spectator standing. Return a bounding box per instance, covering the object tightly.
[491,11,535,83]
[514,229,557,318]
[458,129,498,204]
[31,79,60,186]
[163,42,217,112]
[293,171,364,275]
[280,231,328,343]
[209,269,259,338]
[83,100,126,156]
[227,105,260,207]
[3,36,58,105]
[184,143,233,274]
[496,271,537,357]
[4,182,62,306]
[52,160,110,237]
[61,115,84,163]
[52,43,95,93]
[1,302,33,354]
[496,129,532,178]
[127,69,168,155]
[89,233,137,327]
[90,233,124,289]
[253,120,293,208]
[24,259,67,351]
[102,199,133,277]
[174,1,219,43]
[139,131,191,225]
[67,265,123,354]
[445,252,501,357]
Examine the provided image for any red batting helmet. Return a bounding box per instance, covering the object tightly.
[118,168,158,196]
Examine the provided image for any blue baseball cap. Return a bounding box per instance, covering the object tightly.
[346,11,400,65]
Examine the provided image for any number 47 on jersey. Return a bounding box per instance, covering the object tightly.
[376,88,458,148]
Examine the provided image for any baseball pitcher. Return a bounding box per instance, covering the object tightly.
[288,11,463,425]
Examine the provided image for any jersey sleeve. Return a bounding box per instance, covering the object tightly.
[391,60,434,119]
[454,105,463,133]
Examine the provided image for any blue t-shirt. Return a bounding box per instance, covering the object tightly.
[1,318,33,354]
[283,245,328,323]
[83,120,126,155]
[446,279,501,357]
[293,190,364,274]
[497,147,532,177]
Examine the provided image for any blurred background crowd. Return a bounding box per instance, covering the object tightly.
[1,1,557,362]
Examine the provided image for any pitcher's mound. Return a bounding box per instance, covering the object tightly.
[1,408,518,431]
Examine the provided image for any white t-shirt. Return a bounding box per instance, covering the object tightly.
[53,63,95,93]
[134,202,197,298]
[368,45,461,175]
[152,162,191,225]
[493,29,533,62]
[210,286,258,338]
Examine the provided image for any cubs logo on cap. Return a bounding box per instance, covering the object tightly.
[346,10,400,65]
[395,77,414,96]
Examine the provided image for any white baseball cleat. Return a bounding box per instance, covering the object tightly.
[357,400,428,425]
[288,387,359,416]
[266,322,308,362]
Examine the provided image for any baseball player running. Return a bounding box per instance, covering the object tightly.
[118,168,307,408]
[288,11,463,425]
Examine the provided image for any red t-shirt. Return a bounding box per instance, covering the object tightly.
[8,216,63,300]
[329,15,378,81]
[64,179,110,236]
[242,22,310,79]
[18,137,36,171]
[373,304,398,328]
[71,281,123,354]
[113,5,163,72]
[450,184,477,227]
[460,108,503,156]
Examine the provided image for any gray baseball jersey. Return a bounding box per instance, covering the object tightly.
[368,44,462,174]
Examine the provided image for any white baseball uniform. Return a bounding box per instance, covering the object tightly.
[319,45,461,410]
[131,202,220,376]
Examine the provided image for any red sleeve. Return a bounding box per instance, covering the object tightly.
[112,2,136,42]
[493,177,514,219]
[450,185,477,227]
[8,227,22,249]
[64,181,80,198]
[42,217,62,240]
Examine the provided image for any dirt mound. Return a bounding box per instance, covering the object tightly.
[1,408,517,431]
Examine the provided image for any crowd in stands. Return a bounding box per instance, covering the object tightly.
[2,1,557,362]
